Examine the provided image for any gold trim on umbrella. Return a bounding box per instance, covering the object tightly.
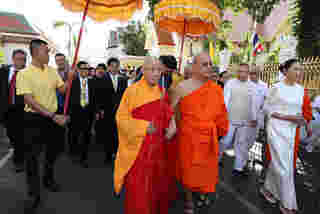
[154,0,221,36]
[58,0,143,22]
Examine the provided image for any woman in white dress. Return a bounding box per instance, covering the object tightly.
[259,59,312,214]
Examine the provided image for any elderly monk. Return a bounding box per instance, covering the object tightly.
[170,52,229,214]
[114,56,175,214]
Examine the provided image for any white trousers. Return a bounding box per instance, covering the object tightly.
[220,122,256,171]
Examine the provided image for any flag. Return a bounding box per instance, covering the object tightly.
[252,33,264,56]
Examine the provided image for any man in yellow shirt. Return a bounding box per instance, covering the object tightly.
[16,39,71,210]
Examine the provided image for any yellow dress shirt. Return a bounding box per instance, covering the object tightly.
[16,64,64,113]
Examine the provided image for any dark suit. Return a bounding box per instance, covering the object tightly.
[104,73,127,160]
[0,65,25,166]
[68,77,95,162]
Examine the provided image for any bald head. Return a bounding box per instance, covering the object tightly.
[142,56,163,86]
[192,52,213,81]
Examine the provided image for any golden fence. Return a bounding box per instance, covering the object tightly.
[260,57,320,90]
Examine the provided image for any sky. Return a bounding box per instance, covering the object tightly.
[3,0,149,63]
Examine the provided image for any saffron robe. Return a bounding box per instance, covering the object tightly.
[114,78,175,214]
[177,81,229,193]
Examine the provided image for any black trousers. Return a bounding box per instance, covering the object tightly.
[95,117,118,161]
[69,107,93,161]
[4,105,24,166]
[23,112,65,197]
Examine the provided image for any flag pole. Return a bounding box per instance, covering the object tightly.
[64,0,90,115]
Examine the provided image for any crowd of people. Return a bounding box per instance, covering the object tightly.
[0,38,319,214]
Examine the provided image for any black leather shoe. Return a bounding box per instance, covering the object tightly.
[43,180,61,192]
[24,195,41,212]
[14,164,25,173]
[80,161,89,168]
[232,169,249,177]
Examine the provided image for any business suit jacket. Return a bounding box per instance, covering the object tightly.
[105,73,128,116]
[68,77,95,132]
[0,65,24,124]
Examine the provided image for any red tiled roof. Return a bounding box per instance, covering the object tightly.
[0,12,39,35]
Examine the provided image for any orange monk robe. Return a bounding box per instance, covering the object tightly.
[265,89,313,169]
[177,81,229,193]
[113,78,162,194]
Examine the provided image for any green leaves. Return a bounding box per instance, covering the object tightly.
[290,0,320,57]
[119,21,148,56]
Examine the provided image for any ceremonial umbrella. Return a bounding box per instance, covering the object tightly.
[56,0,143,114]
[154,0,221,73]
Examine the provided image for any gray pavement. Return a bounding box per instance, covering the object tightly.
[0,141,319,214]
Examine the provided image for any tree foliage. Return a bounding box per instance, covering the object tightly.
[290,0,320,57]
[119,21,147,56]
[215,0,284,24]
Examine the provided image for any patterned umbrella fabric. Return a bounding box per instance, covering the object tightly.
[154,0,221,37]
[58,0,143,22]
[154,0,221,72]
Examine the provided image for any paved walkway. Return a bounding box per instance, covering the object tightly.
[0,141,318,214]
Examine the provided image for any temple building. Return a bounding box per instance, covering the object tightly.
[0,11,59,65]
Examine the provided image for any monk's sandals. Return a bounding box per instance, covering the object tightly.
[192,192,216,214]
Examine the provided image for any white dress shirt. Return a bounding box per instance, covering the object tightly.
[79,76,89,105]
[109,73,118,92]
[8,66,17,83]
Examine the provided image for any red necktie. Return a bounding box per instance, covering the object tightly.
[9,71,17,105]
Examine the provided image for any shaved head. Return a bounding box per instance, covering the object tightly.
[142,56,164,86]
[192,52,213,81]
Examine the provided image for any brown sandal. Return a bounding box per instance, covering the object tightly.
[259,187,277,204]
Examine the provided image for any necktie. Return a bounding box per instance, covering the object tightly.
[9,71,17,105]
[112,74,117,91]
[81,79,87,107]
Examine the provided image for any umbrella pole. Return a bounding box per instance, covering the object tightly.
[178,18,186,74]
[64,0,90,115]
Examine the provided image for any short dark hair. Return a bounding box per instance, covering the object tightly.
[77,61,88,69]
[55,53,65,58]
[29,39,48,56]
[96,63,107,70]
[12,49,26,58]
[107,57,120,66]
[279,58,298,73]
[159,55,177,70]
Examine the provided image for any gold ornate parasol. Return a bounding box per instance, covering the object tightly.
[154,0,221,72]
